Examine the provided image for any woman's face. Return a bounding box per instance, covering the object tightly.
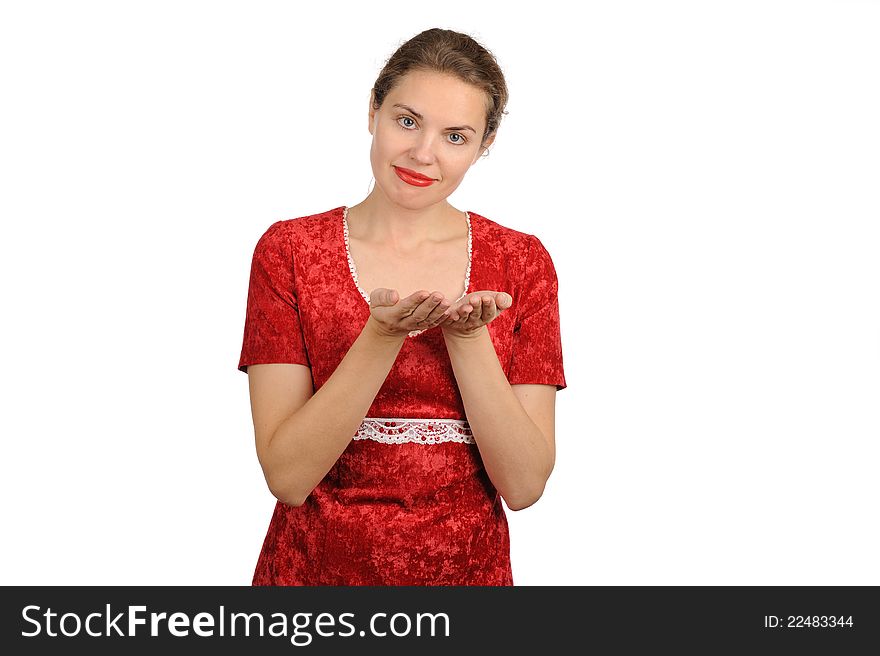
[368,69,494,210]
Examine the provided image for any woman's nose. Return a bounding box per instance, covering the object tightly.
[409,133,438,163]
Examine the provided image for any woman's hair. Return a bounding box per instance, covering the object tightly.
[371,28,509,150]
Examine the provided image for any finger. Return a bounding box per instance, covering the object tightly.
[370,288,396,307]
[484,295,497,319]
[404,290,432,312]
[413,292,444,323]
[425,296,451,323]
[437,311,457,327]
[468,295,485,322]
[495,292,512,310]
[443,298,465,322]
[477,295,494,323]
[449,303,472,322]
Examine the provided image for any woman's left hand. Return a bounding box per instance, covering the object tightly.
[437,290,512,338]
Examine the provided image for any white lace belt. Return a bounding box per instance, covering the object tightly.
[352,418,475,445]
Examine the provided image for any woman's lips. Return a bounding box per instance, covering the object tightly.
[394,166,436,187]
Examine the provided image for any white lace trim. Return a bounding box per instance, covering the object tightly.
[352,418,475,445]
[342,206,472,338]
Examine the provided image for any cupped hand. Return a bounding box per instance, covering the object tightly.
[437,290,512,338]
[368,288,451,338]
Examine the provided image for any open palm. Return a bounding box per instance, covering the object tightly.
[438,290,512,336]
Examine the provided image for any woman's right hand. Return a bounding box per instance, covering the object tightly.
[367,288,451,338]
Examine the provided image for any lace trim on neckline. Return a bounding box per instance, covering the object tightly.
[341,206,473,338]
[352,418,475,445]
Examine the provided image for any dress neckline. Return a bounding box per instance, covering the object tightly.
[341,205,473,338]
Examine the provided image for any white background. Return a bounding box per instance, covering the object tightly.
[1,0,878,585]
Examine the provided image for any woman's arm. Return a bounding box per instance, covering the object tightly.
[257,317,406,506]
[249,288,451,506]
[443,324,555,510]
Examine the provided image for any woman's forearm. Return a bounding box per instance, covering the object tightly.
[443,326,553,510]
[265,318,406,506]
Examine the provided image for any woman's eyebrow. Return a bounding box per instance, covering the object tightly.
[391,103,476,133]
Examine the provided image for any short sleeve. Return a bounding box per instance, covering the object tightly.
[237,221,311,373]
[507,235,567,390]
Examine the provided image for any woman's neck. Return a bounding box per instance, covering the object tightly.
[346,193,465,251]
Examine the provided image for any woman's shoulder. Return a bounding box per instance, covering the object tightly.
[468,209,535,244]
[255,205,345,245]
[467,209,544,261]
[468,210,559,286]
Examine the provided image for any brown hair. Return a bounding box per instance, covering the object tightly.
[370,28,509,151]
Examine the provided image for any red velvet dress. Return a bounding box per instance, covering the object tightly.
[237,205,566,586]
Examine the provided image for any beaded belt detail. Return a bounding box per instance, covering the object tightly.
[352,418,475,445]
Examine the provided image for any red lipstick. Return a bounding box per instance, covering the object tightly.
[394,166,436,187]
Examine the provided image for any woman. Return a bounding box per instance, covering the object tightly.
[238,28,566,585]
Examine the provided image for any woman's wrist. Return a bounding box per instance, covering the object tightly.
[441,324,488,343]
[364,316,409,344]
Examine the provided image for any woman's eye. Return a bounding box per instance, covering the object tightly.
[396,117,467,145]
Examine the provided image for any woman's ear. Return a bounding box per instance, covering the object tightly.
[474,134,496,164]
[368,91,376,135]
